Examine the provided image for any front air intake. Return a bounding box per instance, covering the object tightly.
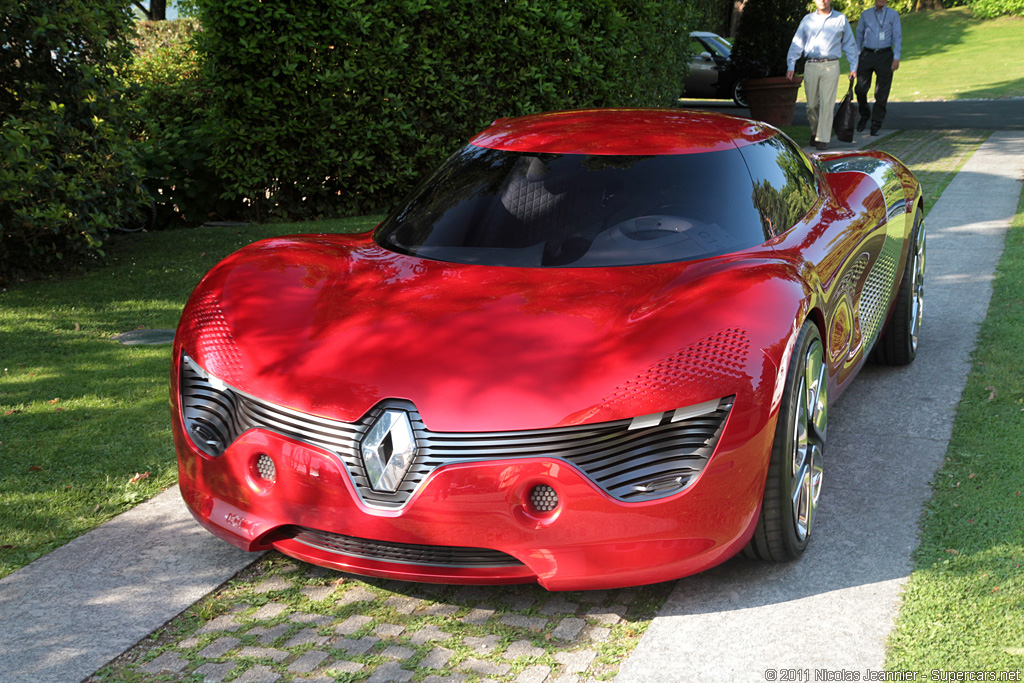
[179,354,733,507]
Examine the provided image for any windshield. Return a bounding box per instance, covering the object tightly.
[374,145,769,268]
[698,34,732,59]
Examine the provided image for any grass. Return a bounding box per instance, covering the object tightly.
[828,7,1024,102]
[884,188,1024,672]
[866,129,991,214]
[889,7,1024,101]
[0,217,378,579]
[681,8,1024,108]
[88,555,675,682]
[775,127,987,217]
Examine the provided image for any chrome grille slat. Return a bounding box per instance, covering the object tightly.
[179,356,733,507]
[292,527,524,568]
[419,422,718,461]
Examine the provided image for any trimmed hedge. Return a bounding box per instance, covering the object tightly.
[0,0,147,283]
[127,20,240,227]
[194,0,697,221]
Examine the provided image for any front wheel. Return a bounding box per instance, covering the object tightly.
[744,321,826,561]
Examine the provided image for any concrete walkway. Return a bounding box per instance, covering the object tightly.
[0,132,1021,683]
[616,130,1024,682]
[0,488,262,683]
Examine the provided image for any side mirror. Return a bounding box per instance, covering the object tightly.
[700,52,712,61]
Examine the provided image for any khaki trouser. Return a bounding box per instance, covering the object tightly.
[804,60,841,144]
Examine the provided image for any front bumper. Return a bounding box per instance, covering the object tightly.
[174,408,774,590]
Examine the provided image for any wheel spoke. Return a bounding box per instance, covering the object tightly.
[804,340,827,440]
[792,459,812,541]
[792,376,809,478]
[910,224,926,349]
[792,338,826,543]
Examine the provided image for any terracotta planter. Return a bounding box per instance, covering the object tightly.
[742,76,803,127]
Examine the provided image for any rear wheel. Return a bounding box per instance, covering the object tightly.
[870,208,925,365]
[744,321,826,561]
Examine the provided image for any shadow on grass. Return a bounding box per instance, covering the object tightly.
[0,216,380,578]
[896,8,975,61]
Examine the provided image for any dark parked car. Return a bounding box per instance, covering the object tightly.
[682,31,747,107]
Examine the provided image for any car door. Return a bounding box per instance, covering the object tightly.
[685,38,721,98]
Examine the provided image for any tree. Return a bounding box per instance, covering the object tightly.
[132,0,167,21]
[0,0,148,281]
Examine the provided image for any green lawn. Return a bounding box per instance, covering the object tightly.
[825,7,1024,102]
[891,7,1024,101]
[886,187,1024,673]
[0,217,378,579]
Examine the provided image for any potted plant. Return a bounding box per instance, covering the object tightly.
[729,0,808,127]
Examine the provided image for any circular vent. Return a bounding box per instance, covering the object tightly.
[529,485,559,513]
[255,453,276,482]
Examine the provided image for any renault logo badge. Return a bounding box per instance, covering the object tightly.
[361,409,417,493]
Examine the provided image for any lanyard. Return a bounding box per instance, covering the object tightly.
[871,8,888,36]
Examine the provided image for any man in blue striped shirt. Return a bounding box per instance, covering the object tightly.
[786,0,858,151]
[855,0,903,136]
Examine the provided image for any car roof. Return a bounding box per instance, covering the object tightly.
[469,108,778,156]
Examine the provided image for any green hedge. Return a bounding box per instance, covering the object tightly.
[126,20,240,227]
[194,0,696,221]
[970,0,1024,18]
[0,0,148,283]
[834,1,970,15]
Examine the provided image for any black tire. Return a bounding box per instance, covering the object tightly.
[744,321,826,561]
[732,80,748,108]
[870,208,925,365]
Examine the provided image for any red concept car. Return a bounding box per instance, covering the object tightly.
[172,109,925,591]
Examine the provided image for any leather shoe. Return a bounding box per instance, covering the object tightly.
[870,128,880,136]
[815,141,828,150]
[857,117,869,132]
[809,135,816,146]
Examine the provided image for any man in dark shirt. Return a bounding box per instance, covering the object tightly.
[855,0,903,136]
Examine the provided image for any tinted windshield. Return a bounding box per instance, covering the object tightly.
[698,34,732,58]
[374,145,768,267]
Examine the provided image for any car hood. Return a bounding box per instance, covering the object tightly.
[177,234,797,432]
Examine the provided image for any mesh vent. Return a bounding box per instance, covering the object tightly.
[292,527,524,568]
[180,355,733,509]
[256,454,276,482]
[180,291,244,380]
[836,253,870,304]
[860,234,903,343]
[596,328,749,416]
[530,485,559,512]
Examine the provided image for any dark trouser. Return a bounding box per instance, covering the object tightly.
[855,48,894,131]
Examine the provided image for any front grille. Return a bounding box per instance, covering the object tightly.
[180,355,733,509]
[291,527,524,568]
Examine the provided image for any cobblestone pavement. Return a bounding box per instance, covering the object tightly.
[90,553,673,682]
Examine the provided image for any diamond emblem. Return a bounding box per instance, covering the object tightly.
[361,409,417,493]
